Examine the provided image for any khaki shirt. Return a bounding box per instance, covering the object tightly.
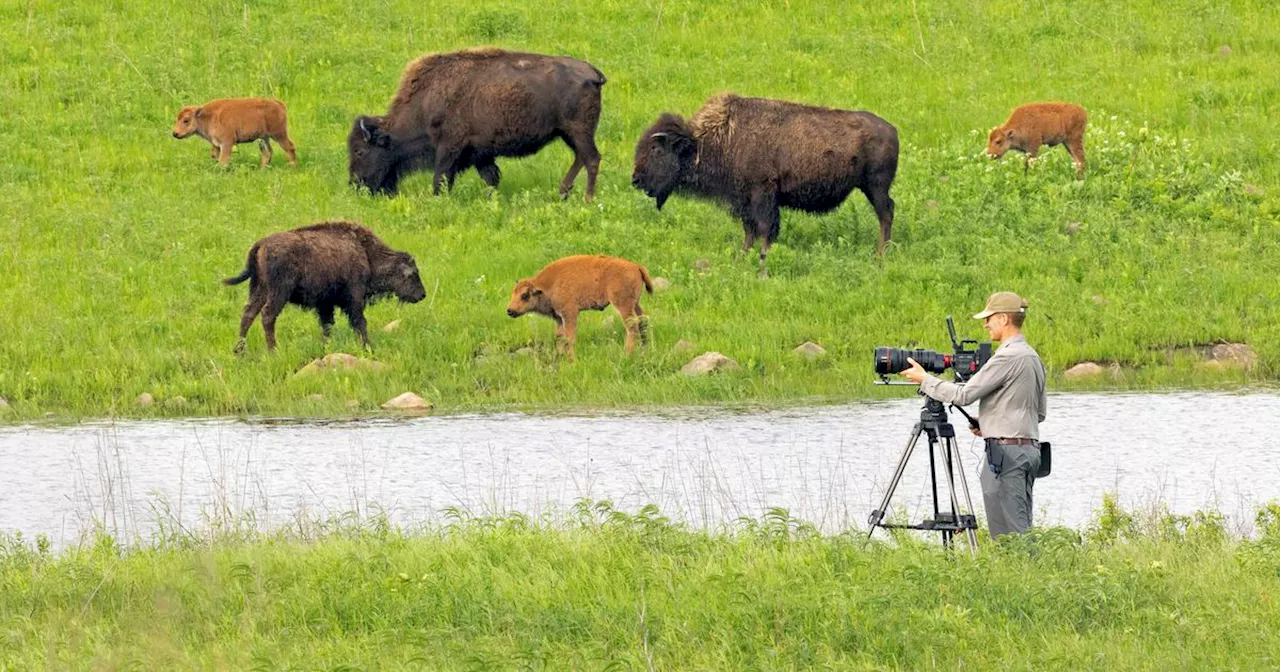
[919,334,1047,439]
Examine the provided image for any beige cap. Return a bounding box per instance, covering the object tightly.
[973,291,1028,319]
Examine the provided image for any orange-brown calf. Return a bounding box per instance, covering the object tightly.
[506,255,653,359]
[172,98,298,168]
[987,102,1086,178]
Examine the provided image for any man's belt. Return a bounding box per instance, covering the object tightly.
[992,437,1039,446]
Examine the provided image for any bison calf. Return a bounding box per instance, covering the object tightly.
[224,221,424,353]
[987,102,1087,178]
[173,98,298,168]
[506,255,653,360]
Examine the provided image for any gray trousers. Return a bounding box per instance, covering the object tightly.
[980,443,1041,538]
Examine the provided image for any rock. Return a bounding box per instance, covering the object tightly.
[651,276,672,292]
[135,392,155,408]
[693,259,711,275]
[938,175,950,184]
[672,339,696,354]
[1196,343,1258,370]
[514,347,537,358]
[295,353,389,377]
[925,199,939,211]
[306,394,324,402]
[793,341,827,361]
[1064,362,1107,379]
[168,395,188,408]
[1243,183,1265,198]
[1066,222,1082,236]
[381,392,432,412]
[680,352,740,376]
[346,399,361,408]
[382,319,402,332]
[0,397,9,410]
[1216,44,1232,57]
[1091,295,1107,305]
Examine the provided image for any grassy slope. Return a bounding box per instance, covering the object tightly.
[1,0,1279,420]
[2,504,1279,669]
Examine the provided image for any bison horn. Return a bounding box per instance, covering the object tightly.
[359,117,373,143]
[650,132,669,139]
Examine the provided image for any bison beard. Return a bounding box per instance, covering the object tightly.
[224,221,426,353]
[632,94,899,277]
[348,48,605,199]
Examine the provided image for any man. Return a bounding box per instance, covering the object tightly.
[900,291,1047,538]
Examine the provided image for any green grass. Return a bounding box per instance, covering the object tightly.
[2,0,1279,420]
[3,500,1280,669]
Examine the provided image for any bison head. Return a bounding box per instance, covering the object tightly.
[348,116,402,195]
[632,114,696,210]
[371,251,427,304]
[506,280,547,318]
[986,127,1015,159]
[172,106,201,139]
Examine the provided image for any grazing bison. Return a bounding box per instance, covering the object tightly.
[506,255,653,359]
[348,48,605,200]
[632,93,899,276]
[172,98,298,167]
[223,221,425,353]
[987,102,1087,178]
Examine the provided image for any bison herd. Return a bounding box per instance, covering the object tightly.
[183,47,1087,356]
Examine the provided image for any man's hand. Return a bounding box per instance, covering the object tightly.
[900,357,927,384]
[970,427,983,437]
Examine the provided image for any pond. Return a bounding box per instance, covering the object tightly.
[2,392,1278,546]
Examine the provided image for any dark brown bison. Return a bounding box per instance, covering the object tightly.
[223,221,425,353]
[987,102,1087,178]
[632,93,899,276]
[172,98,298,167]
[506,255,652,359]
[348,48,605,200]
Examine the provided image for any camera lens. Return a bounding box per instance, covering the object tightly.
[873,347,948,375]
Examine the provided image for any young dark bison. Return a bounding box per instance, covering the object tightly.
[348,48,605,200]
[632,93,899,276]
[987,102,1087,178]
[506,255,653,360]
[223,221,425,353]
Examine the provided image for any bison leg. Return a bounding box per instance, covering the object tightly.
[235,290,267,355]
[1067,138,1086,179]
[274,133,298,167]
[217,141,233,168]
[559,309,579,361]
[475,158,501,196]
[747,192,780,278]
[317,304,336,344]
[558,134,601,202]
[258,139,273,168]
[209,142,219,161]
[623,303,649,351]
[432,146,463,196]
[864,182,896,255]
[260,295,288,351]
[341,302,371,351]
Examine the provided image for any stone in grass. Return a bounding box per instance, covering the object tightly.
[346,399,361,409]
[0,397,9,410]
[793,342,827,361]
[1196,343,1258,371]
[306,393,324,402]
[1065,222,1082,236]
[295,353,389,377]
[381,392,432,412]
[651,276,672,292]
[382,319,402,332]
[1063,362,1108,379]
[514,347,537,358]
[681,352,740,376]
[693,259,711,275]
[135,392,155,408]
[167,395,188,408]
[1216,44,1232,57]
[1243,184,1265,198]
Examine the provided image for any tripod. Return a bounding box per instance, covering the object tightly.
[866,394,980,552]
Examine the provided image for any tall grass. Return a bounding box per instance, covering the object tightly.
[2,500,1280,669]
[1,0,1278,420]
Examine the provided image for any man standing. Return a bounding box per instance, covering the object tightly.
[900,292,1047,538]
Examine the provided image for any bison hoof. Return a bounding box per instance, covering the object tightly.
[233,339,247,356]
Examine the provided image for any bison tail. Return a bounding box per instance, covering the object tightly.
[223,243,259,286]
[639,266,654,294]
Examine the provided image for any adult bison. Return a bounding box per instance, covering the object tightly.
[632,93,899,276]
[348,48,605,200]
[223,221,425,353]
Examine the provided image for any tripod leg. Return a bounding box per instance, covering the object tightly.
[947,437,980,551]
[866,424,925,543]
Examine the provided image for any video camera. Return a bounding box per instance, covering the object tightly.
[874,316,993,384]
